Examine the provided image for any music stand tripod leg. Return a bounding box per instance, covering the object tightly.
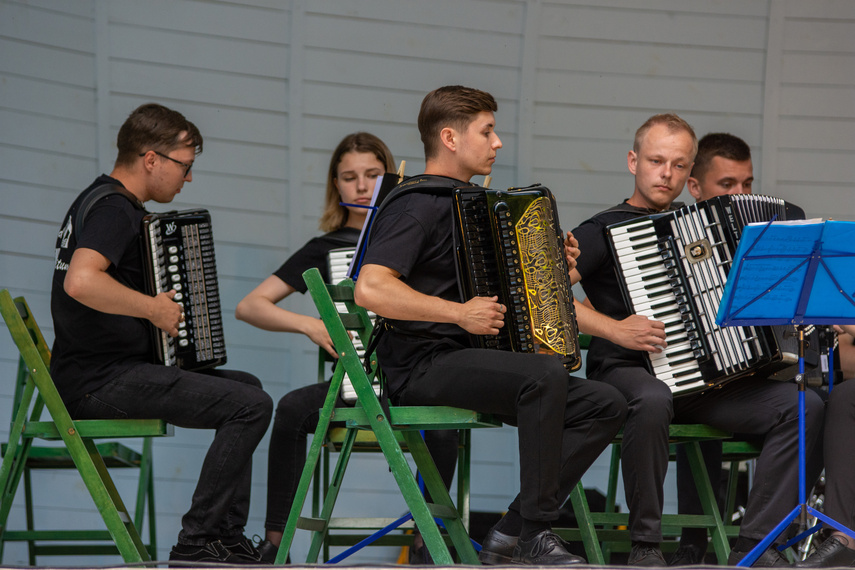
[736,326,850,566]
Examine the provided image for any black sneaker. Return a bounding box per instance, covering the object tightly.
[169,540,240,565]
[629,542,667,567]
[220,535,265,563]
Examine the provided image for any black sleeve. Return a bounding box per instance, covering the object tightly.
[77,196,141,268]
[273,238,334,293]
[362,194,431,279]
[572,218,611,282]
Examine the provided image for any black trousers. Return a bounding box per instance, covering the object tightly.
[71,365,273,545]
[593,364,825,543]
[397,348,628,522]
[822,379,855,530]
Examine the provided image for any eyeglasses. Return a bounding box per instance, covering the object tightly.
[139,150,194,177]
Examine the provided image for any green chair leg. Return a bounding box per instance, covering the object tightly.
[569,481,606,564]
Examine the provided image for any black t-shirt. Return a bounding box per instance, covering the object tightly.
[360,180,472,396]
[50,175,151,402]
[572,199,683,378]
[273,227,360,292]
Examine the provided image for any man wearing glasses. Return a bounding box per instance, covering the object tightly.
[51,103,273,564]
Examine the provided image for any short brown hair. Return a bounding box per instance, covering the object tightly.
[633,113,697,158]
[319,132,396,232]
[115,103,203,167]
[690,132,752,181]
[418,85,498,159]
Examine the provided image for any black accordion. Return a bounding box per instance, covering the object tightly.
[141,209,227,371]
[452,185,582,372]
[607,194,818,395]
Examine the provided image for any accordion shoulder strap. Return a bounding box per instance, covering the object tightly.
[375,174,463,215]
[74,183,145,240]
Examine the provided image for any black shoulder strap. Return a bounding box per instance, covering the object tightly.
[74,183,145,240]
[374,174,463,216]
[591,200,686,224]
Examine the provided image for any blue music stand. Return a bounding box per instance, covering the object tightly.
[716,219,855,566]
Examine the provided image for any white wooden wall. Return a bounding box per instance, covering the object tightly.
[0,0,852,564]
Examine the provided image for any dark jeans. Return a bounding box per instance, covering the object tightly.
[69,363,273,546]
[265,382,459,533]
[398,348,628,522]
[594,364,824,543]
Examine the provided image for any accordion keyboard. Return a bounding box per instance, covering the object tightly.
[607,195,795,395]
[327,247,377,403]
[609,219,706,392]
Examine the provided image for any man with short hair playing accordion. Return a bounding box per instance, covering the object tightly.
[51,103,272,565]
[570,114,825,568]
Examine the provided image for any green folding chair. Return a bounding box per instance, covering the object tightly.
[562,424,735,564]
[0,290,172,564]
[275,268,501,565]
[311,348,477,562]
[555,334,743,564]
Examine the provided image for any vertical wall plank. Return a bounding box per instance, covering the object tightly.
[761,0,785,196]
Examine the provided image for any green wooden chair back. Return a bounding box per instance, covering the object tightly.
[275,269,501,565]
[0,289,170,563]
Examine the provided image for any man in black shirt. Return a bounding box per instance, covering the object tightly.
[570,115,825,567]
[354,85,628,565]
[671,132,757,565]
[52,103,272,565]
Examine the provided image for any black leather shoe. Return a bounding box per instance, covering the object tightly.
[512,530,585,565]
[256,539,288,564]
[668,544,705,566]
[629,542,668,567]
[479,528,518,565]
[728,545,789,567]
[795,536,855,567]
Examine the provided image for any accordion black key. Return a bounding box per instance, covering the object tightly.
[607,194,814,395]
[141,209,227,370]
[452,185,581,372]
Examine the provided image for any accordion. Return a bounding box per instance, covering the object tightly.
[327,247,379,403]
[452,185,582,372]
[141,209,227,371]
[607,194,815,395]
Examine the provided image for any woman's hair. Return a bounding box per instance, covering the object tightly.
[319,132,396,232]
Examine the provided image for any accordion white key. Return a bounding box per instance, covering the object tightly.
[326,247,379,403]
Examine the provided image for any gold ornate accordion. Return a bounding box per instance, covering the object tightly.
[141,209,227,370]
[452,185,582,372]
[606,194,815,395]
